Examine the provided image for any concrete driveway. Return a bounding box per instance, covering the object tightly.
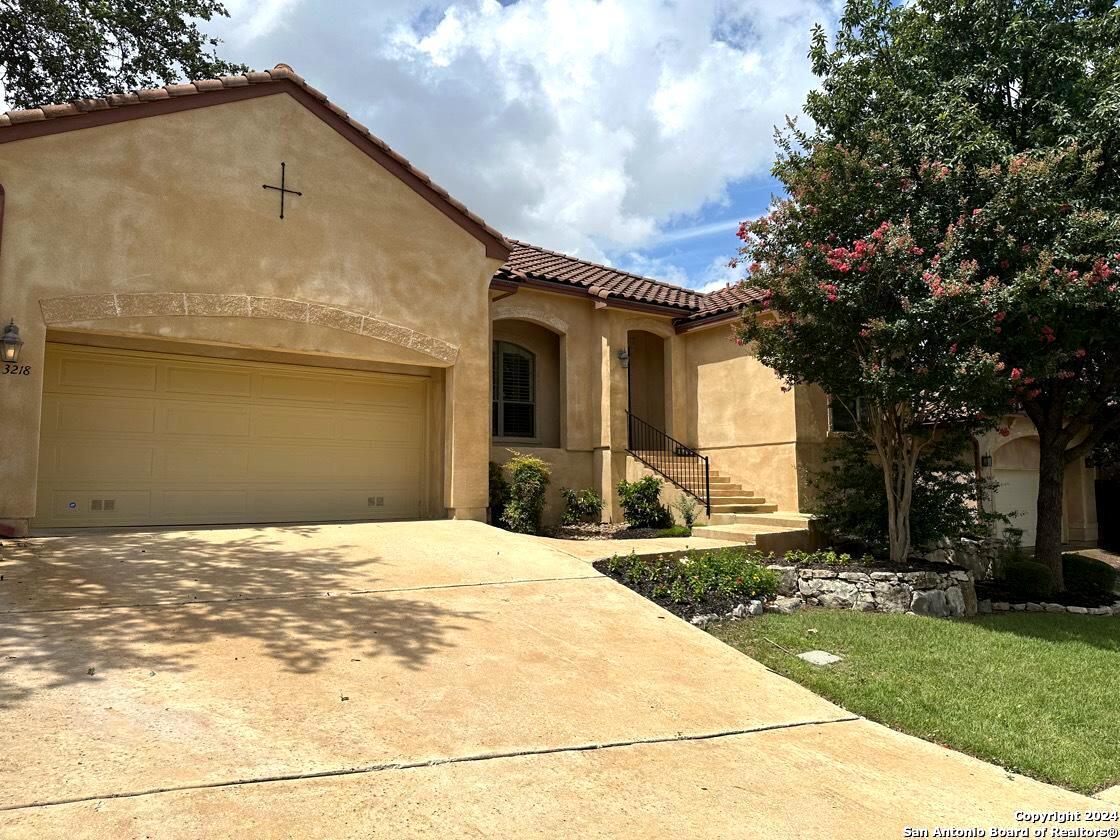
[0,521,1097,837]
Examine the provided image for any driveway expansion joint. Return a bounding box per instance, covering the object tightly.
[0,715,861,812]
[0,573,609,616]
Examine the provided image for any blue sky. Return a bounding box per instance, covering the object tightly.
[205,0,836,290]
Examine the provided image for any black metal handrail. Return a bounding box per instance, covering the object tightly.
[625,410,710,516]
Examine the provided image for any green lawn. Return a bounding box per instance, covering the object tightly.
[710,611,1120,794]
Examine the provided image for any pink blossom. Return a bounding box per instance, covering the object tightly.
[1010,368,1023,381]
[1076,348,1087,358]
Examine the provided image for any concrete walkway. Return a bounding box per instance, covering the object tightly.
[0,521,1099,837]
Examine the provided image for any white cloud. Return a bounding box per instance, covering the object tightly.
[208,0,832,275]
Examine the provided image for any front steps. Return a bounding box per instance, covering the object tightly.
[690,467,813,552]
[627,452,812,553]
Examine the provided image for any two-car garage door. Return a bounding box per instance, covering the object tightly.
[34,343,429,528]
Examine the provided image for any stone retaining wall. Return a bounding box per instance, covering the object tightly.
[767,565,978,618]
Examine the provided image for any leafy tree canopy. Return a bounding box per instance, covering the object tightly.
[0,0,246,109]
[736,0,1120,576]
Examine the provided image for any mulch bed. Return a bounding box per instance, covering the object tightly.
[547,523,684,541]
[592,558,735,620]
[975,580,1117,609]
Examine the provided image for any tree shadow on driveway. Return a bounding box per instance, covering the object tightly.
[0,527,483,709]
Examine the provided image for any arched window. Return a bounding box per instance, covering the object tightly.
[492,341,535,439]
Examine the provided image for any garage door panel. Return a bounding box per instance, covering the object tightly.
[163,447,251,482]
[163,403,253,437]
[48,442,154,481]
[151,490,250,521]
[40,489,153,522]
[258,372,339,404]
[57,355,158,392]
[334,412,423,443]
[35,344,429,528]
[45,395,157,435]
[164,364,253,398]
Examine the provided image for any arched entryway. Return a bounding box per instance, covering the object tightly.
[626,330,666,431]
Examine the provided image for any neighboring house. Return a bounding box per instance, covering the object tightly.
[0,66,1099,549]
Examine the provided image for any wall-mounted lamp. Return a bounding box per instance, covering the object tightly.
[980,454,993,469]
[1,320,23,363]
[617,349,630,369]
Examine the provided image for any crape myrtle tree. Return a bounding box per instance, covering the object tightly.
[0,0,246,109]
[736,0,1120,584]
[734,141,1006,564]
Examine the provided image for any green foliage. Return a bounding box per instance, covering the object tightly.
[1062,553,1118,597]
[616,475,673,529]
[736,0,1120,568]
[655,525,692,538]
[0,1,248,108]
[671,494,700,530]
[488,461,510,527]
[809,431,1004,557]
[605,548,779,605]
[499,452,551,535]
[784,548,875,567]
[559,487,604,526]
[1005,561,1056,601]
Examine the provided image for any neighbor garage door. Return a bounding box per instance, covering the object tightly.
[35,343,429,528]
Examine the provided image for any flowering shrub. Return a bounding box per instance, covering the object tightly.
[604,548,779,606]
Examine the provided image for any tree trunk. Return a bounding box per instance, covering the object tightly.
[1034,429,1066,591]
[869,405,922,565]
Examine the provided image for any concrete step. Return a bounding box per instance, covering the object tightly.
[709,502,778,514]
[708,511,814,529]
[691,525,811,553]
[709,487,754,498]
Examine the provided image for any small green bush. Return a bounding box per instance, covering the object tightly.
[671,494,700,530]
[656,525,692,538]
[500,452,551,535]
[604,547,779,605]
[1006,560,1056,600]
[1063,553,1118,596]
[488,461,510,526]
[785,548,876,567]
[559,487,604,525]
[617,475,673,529]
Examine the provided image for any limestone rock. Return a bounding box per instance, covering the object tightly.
[797,650,843,666]
[767,596,801,615]
[978,599,993,614]
[944,586,966,617]
[910,588,947,617]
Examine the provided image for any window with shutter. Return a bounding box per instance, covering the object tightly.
[492,341,536,438]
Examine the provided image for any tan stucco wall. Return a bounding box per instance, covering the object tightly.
[682,325,808,511]
[0,91,503,530]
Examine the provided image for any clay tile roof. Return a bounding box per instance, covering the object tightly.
[496,240,704,311]
[494,240,762,326]
[0,64,511,260]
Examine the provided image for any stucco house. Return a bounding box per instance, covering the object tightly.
[0,65,1099,549]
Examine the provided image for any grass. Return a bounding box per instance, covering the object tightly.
[710,610,1120,794]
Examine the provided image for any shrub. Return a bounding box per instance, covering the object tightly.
[1005,561,1056,601]
[617,475,673,529]
[1062,553,1118,597]
[604,547,779,605]
[500,452,551,535]
[656,525,692,538]
[488,461,510,527]
[809,430,1005,558]
[785,548,875,567]
[559,487,604,526]
[671,494,700,530]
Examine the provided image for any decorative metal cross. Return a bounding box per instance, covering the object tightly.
[262,162,303,219]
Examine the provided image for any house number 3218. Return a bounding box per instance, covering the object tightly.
[3,363,30,376]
